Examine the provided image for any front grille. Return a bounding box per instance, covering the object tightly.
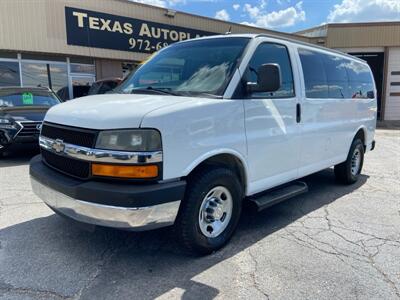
[41,122,97,148]
[17,121,42,137]
[42,149,90,179]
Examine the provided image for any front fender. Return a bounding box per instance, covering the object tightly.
[182,148,249,177]
[140,98,248,184]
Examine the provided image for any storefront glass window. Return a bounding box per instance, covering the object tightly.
[49,64,68,97]
[122,62,138,78]
[21,62,49,87]
[70,63,95,75]
[0,61,20,86]
[21,53,65,62]
[1,53,96,100]
[0,52,18,59]
[21,62,69,100]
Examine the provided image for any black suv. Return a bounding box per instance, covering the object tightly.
[0,87,61,155]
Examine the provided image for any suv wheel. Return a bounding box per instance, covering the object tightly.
[176,167,243,255]
[334,138,364,184]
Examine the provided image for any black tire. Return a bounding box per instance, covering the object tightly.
[334,138,364,184]
[175,167,243,255]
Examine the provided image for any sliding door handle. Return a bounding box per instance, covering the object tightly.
[296,103,301,123]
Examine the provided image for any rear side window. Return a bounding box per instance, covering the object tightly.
[299,48,374,99]
[346,61,374,99]
[246,43,295,98]
[298,49,329,98]
[323,55,349,98]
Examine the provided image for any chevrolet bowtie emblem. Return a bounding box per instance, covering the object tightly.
[52,139,65,153]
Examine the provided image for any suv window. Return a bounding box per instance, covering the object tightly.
[246,43,295,98]
[298,49,329,98]
[0,89,60,107]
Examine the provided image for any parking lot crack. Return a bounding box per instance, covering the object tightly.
[248,248,270,299]
[284,204,400,297]
[0,282,70,299]
[366,249,400,298]
[72,239,124,300]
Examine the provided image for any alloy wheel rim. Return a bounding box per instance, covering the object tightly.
[351,148,361,176]
[198,186,233,238]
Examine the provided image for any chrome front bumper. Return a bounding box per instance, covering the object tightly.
[31,178,181,231]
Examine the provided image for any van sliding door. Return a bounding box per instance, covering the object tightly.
[297,48,359,176]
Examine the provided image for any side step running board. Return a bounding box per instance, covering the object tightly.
[249,181,308,212]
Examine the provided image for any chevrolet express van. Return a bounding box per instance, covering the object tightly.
[30,34,376,254]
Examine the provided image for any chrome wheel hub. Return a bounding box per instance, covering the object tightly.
[199,186,233,238]
[351,148,361,176]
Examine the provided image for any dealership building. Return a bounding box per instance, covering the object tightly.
[0,0,399,120]
[0,0,302,100]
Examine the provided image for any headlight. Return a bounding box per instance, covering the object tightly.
[95,129,161,152]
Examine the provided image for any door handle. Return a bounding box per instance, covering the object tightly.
[296,103,301,123]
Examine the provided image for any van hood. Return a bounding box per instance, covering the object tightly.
[44,94,195,129]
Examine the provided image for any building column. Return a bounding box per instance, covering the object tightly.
[381,47,389,121]
[95,59,123,80]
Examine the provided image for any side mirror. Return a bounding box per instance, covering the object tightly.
[247,63,281,94]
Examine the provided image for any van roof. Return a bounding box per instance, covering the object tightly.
[180,33,366,64]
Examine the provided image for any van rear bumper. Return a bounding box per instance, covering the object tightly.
[30,155,186,230]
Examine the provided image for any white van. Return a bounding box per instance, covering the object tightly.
[30,34,377,254]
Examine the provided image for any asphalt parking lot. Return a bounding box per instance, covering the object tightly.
[0,129,399,300]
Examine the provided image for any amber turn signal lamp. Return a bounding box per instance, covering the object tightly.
[92,164,158,179]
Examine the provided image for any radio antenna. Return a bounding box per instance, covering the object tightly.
[225,26,232,35]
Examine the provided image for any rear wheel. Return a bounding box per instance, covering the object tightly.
[334,138,364,184]
[175,167,243,255]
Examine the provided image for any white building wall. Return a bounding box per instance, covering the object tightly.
[385,47,400,120]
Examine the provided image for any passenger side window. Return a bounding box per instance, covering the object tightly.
[298,49,329,98]
[246,43,295,98]
[299,48,374,99]
[346,61,374,99]
[323,55,350,99]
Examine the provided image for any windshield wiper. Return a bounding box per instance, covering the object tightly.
[131,86,179,96]
[173,91,222,99]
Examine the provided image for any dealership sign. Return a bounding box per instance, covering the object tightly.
[65,7,216,53]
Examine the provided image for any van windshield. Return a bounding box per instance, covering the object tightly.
[117,37,250,97]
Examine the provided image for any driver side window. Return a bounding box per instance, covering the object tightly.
[246,43,295,98]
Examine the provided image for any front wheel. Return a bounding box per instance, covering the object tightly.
[334,138,364,184]
[175,167,243,255]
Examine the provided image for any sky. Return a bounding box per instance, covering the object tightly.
[130,0,400,33]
